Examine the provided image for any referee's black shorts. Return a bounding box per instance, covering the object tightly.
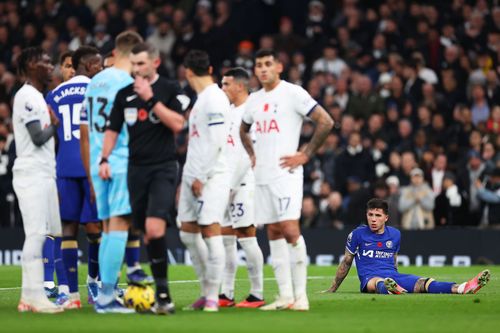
[127,161,178,231]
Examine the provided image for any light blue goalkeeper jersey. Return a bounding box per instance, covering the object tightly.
[81,67,133,175]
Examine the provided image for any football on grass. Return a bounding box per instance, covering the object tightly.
[124,285,155,312]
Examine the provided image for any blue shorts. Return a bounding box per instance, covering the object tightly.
[91,172,131,220]
[57,177,99,223]
[360,273,421,293]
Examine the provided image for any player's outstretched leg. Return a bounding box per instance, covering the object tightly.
[43,235,58,298]
[459,269,491,294]
[384,278,408,295]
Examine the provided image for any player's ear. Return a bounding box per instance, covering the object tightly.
[153,56,161,69]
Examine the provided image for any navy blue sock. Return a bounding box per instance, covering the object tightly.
[427,281,455,294]
[54,236,68,288]
[126,233,141,269]
[43,236,55,283]
[87,233,101,279]
[376,280,389,294]
[62,236,79,293]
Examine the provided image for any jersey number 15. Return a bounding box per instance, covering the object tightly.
[58,103,82,141]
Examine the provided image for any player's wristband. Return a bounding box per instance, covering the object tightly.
[145,96,159,110]
[99,157,108,165]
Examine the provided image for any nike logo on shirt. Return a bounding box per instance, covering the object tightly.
[126,94,137,102]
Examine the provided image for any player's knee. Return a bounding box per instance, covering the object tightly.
[145,219,166,239]
[266,224,283,240]
[86,232,101,244]
[85,222,102,234]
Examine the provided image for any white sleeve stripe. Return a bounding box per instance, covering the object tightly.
[345,246,356,255]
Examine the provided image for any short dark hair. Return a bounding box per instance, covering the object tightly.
[183,49,210,76]
[72,45,99,70]
[255,48,278,61]
[59,50,74,65]
[366,198,389,215]
[115,30,143,55]
[17,47,44,76]
[224,67,250,81]
[131,42,159,59]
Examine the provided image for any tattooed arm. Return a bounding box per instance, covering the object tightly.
[322,250,355,293]
[280,105,334,169]
[240,121,256,168]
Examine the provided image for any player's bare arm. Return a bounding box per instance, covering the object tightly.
[239,121,256,168]
[79,123,96,202]
[322,250,354,293]
[280,105,333,170]
[98,130,118,180]
[133,76,184,133]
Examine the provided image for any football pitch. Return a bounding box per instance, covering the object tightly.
[0,265,498,333]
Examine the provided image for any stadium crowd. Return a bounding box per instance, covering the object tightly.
[0,0,499,229]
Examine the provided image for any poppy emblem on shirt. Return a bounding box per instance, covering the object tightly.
[386,241,393,249]
[377,242,383,248]
[263,103,269,112]
[138,108,148,121]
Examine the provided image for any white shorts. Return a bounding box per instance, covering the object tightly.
[255,176,303,224]
[222,175,255,229]
[177,172,231,226]
[13,172,62,237]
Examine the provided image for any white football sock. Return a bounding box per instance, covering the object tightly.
[180,231,209,296]
[288,236,308,299]
[58,284,69,295]
[204,235,225,302]
[457,282,466,294]
[69,292,80,301]
[22,234,47,302]
[44,281,56,289]
[269,239,294,299]
[238,236,264,300]
[221,235,237,299]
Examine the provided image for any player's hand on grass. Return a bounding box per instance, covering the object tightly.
[98,161,111,180]
[320,285,337,293]
[280,151,309,171]
[133,76,153,101]
[48,106,59,127]
[191,179,203,197]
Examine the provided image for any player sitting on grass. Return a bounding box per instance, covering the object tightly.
[323,198,490,295]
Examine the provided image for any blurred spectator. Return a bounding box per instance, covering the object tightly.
[457,150,486,226]
[346,75,384,123]
[318,191,346,229]
[428,153,448,194]
[334,131,375,195]
[470,84,490,127]
[312,44,347,78]
[386,176,401,226]
[476,167,500,228]
[399,168,435,230]
[434,172,463,227]
[300,196,320,228]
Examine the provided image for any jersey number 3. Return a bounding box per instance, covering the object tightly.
[87,97,109,133]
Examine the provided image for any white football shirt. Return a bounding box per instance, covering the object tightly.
[12,83,56,177]
[183,83,231,182]
[242,80,317,184]
[226,101,254,189]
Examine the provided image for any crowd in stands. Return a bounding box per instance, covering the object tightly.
[0,0,499,229]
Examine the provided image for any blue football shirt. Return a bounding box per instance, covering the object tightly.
[46,75,90,178]
[345,225,400,282]
[81,67,133,176]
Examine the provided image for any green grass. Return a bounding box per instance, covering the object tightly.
[0,265,498,333]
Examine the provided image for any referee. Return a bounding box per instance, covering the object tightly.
[100,42,186,314]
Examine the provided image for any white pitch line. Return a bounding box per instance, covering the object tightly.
[0,276,334,292]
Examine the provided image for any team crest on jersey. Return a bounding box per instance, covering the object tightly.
[25,102,33,112]
[347,232,353,246]
[386,241,393,248]
[124,107,138,125]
